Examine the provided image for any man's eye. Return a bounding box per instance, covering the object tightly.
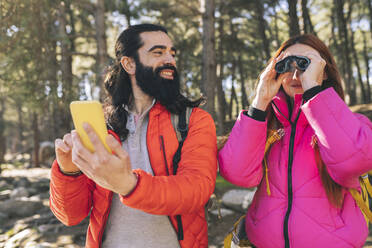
[154,51,163,55]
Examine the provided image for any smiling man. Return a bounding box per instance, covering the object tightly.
[49,24,217,248]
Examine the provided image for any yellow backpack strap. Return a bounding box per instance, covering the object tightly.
[349,188,372,226]
[349,173,372,226]
[264,129,284,196]
[362,174,372,197]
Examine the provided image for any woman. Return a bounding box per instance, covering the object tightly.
[218,34,372,248]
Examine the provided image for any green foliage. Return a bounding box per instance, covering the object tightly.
[216,174,235,189]
[0,0,370,157]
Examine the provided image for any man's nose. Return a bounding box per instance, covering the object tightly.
[163,52,176,66]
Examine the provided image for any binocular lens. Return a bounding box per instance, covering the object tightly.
[275,56,310,74]
[296,58,309,70]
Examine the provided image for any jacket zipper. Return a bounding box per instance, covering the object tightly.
[283,109,302,248]
[160,135,170,176]
[283,123,296,248]
[272,100,304,248]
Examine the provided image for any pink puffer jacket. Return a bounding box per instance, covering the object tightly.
[219,88,372,248]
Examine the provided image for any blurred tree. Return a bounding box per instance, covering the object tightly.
[0,0,371,163]
[201,0,217,118]
[95,0,109,101]
[334,0,356,105]
[367,0,372,40]
[288,0,301,36]
[215,1,227,135]
[361,31,371,103]
[253,0,271,60]
[349,23,367,103]
[301,0,316,35]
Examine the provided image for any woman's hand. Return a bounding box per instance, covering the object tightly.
[252,54,284,111]
[300,52,326,91]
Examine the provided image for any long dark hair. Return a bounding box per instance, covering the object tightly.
[268,34,344,208]
[104,24,204,141]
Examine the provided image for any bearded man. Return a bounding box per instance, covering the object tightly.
[49,24,217,248]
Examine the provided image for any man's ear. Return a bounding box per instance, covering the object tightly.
[120,56,136,75]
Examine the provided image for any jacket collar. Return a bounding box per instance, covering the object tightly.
[271,90,308,127]
[149,101,168,117]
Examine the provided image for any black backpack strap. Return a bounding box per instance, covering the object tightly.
[171,108,192,241]
[172,109,188,175]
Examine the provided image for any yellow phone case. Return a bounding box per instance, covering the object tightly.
[70,101,111,153]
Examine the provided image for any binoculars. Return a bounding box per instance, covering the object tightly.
[275,55,311,74]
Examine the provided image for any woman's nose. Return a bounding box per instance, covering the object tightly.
[292,69,301,80]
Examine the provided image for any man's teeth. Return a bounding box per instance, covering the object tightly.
[161,71,173,76]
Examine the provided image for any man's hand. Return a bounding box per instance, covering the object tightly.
[71,123,137,196]
[55,133,80,173]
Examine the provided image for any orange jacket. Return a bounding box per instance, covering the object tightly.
[49,103,217,248]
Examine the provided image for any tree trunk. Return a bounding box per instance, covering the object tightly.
[121,0,132,26]
[0,99,6,168]
[229,80,239,121]
[58,1,73,131]
[46,14,59,139]
[301,0,316,35]
[362,31,371,103]
[287,0,301,37]
[95,0,108,101]
[271,0,281,49]
[349,24,367,103]
[215,16,227,135]
[334,0,356,105]
[330,7,345,88]
[32,112,40,167]
[254,0,271,61]
[201,0,217,117]
[16,103,24,152]
[238,54,249,109]
[231,59,240,119]
[367,0,372,40]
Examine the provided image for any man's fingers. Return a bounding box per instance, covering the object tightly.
[106,135,128,159]
[71,130,94,160]
[63,133,73,147]
[71,151,94,179]
[83,123,108,155]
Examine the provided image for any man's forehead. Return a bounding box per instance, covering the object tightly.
[139,31,174,49]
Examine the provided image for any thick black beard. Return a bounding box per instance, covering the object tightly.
[135,59,181,107]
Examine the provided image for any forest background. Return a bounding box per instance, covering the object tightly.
[0,0,371,168]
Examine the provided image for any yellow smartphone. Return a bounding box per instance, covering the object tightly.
[70,100,111,153]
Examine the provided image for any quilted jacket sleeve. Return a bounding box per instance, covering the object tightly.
[119,108,217,215]
[218,111,267,188]
[301,87,372,188]
[49,160,94,225]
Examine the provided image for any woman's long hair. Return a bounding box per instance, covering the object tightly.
[267,34,344,208]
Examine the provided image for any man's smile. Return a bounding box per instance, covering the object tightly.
[160,69,174,79]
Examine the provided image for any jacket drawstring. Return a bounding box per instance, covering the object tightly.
[264,129,285,196]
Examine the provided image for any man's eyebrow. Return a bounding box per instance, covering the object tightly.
[148,45,177,53]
